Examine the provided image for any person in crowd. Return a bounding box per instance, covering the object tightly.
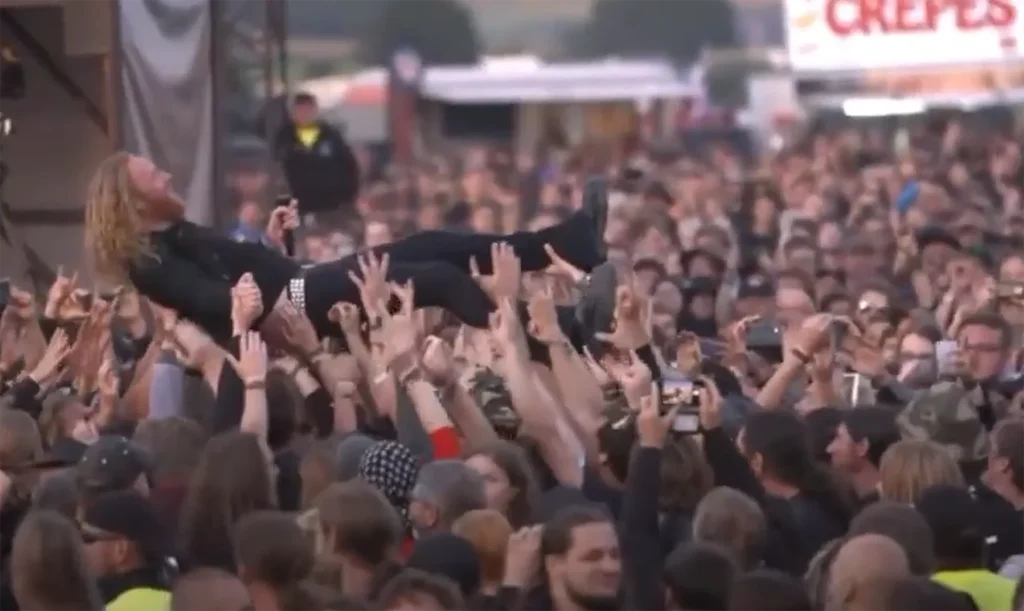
[519,504,624,610]
[10,510,105,611]
[737,410,852,568]
[79,489,173,609]
[178,431,276,572]
[376,568,465,611]
[170,567,252,611]
[728,569,811,611]
[826,407,901,505]
[451,509,513,602]
[274,92,360,224]
[75,435,152,505]
[312,481,404,600]
[691,486,767,571]
[405,533,482,601]
[233,510,315,611]
[663,541,737,610]
[918,484,1017,611]
[408,459,486,537]
[847,501,936,576]
[824,534,911,611]
[877,439,965,504]
[464,441,539,529]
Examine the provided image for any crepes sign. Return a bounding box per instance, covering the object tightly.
[786,0,1021,72]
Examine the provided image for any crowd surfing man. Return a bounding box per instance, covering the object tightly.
[82,152,609,353]
[0,121,1022,611]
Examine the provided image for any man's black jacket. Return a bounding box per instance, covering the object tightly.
[274,120,360,215]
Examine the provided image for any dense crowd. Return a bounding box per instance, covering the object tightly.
[0,104,1023,611]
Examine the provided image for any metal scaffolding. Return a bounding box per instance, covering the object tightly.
[212,0,289,225]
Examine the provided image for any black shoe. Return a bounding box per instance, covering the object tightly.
[581,176,609,259]
[575,261,618,342]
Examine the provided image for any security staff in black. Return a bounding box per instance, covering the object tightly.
[274,92,360,222]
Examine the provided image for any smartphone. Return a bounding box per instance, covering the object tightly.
[746,318,784,363]
[844,372,866,406]
[935,340,958,377]
[661,376,705,434]
[275,194,294,208]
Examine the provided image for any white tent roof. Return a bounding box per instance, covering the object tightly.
[300,57,698,107]
[421,58,697,103]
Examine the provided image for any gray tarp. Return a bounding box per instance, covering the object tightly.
[119,0,215,225]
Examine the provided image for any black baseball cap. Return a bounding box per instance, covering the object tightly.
[82,489,168,560]
[916,225,961,252]
[76,436,152,495]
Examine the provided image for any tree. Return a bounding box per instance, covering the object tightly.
[361,0,481,67]
[581,0,737,65]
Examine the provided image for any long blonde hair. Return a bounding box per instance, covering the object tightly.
[83,151,150,279]
[878,439,965,504]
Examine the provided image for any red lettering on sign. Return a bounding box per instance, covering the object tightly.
[825,0,1018,36]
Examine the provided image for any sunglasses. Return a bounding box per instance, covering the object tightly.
[77,524,121,544]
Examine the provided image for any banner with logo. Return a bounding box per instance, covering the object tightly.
[786,0,1021,72]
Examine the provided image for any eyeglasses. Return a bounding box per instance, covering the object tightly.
[959,342,1004,354]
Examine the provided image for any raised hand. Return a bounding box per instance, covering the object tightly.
[380,281,417,367]
[348,252,391,317]
[328,302,362,336]
[504,525,544,589]
[231,273,263,334]
[226,331,269,384]
[265,199,299,251]
[274,301,321,360]
[787,313,836,362]
[421,335,455,385]
[595,282,651,350]
[621,348,654,394]
[97,353,120,398]
[27,327,72,385]
[488,297,528,359]
[543,243,586,284]
[491,242,522,301]
[44,265,79,319]
[525,278,563,345]
[637,384,674,449]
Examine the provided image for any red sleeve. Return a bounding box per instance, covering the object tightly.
[429,426,462,459]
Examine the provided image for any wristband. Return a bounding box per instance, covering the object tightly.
[244,379,266,390]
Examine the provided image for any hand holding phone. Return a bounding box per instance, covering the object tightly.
[935,339,959,377]
[661,375,706,434]
[274,195,299,256]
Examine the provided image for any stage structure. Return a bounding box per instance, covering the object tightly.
[0,0,286,289]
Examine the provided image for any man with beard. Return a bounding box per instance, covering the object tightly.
[521,505,625,610]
